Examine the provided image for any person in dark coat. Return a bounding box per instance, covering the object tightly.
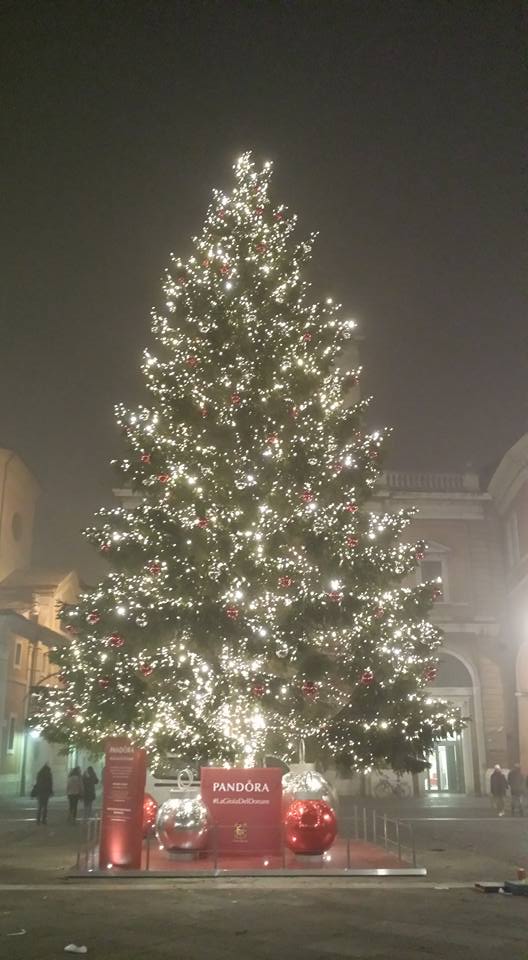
[490,764,508,816]
[82,766,99,818]
[67,766,83,822]
[507,763,524,816]
[34,762,53,825]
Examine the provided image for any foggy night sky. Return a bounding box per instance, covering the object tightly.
[1,0,525,581]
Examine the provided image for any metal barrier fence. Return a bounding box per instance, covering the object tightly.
[76,807,417,873]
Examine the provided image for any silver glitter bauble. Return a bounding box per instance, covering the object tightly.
[156,796,211,852]
[282,770,336,810]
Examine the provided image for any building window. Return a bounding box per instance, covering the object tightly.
[7,716,16,754]
[506,511,520,567]
[14,641,23,668]
[419,558,447,600]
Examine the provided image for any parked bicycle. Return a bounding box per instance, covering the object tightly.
[374,773,411,798]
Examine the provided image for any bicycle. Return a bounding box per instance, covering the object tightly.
[374,773,410,798]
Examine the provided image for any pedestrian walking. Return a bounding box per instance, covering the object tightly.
[82,765,99,818]
[490,764,508,816]
[32,762,53,825]
[67,766,83,822]
[508,763,525,816]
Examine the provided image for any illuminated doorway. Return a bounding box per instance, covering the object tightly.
[425,733,465,793]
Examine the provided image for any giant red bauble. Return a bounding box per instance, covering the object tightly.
[284,799,337,855]
[143,792,159,837]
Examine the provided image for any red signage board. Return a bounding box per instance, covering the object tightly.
[99,737,146,870]
[201,767,282,855]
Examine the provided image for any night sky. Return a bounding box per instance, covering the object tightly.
[1,0,524,581]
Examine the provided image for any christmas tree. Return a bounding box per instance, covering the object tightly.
[34,153,460,772]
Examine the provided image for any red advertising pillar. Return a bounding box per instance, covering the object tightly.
[99,737,147,870]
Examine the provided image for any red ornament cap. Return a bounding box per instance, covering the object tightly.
[345,502,358,513]
[301,680,318,699]
[328,591,342,603]
[301,491,314,503]
[360,669,375,686]
[87,610,101,625]
[158,473,170,484]
[252,683,265,698]
[226,606,239,620]
[140,663,154,677]
[230,393,241,405]
[98,676,111,689]
[108,633,125,648]
[347,536,359,548]
[140,452,151,464]
[186,356,199,368]
[278,576,294,588]
[148,562,162,575]
[197,517,209,528]
[302,331,312,342]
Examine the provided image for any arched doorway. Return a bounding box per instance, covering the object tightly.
[424,652,477,794]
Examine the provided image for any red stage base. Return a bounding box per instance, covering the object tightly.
[75,834,426,877]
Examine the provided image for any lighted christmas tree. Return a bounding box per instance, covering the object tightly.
[34,153,460,772]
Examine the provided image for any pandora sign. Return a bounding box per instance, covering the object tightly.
[201,767,282,854]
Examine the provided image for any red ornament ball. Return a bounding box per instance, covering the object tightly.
[360,669,375,686]
[218,209,226,219]
[284,799,337,855]
[177,275,186,285]
[345,502,358,513]
[197,517,209,528]
[140,663,154,677]
[140,452,151,464]
[255,206,264,215]
[202,258,210,268]
[220,263,230,275]
[98,676,111,689]
[328,591,342,603]
[255,242,267,253]
[186,356,199,368]
[432,587,443,601]
[301,680,318,699]
[274,211,284,221]
[199,405,208,418]
[143,793,159,837]
[368,446,379,460]
[266,433,279,445]
[346,536,359,549]
[226,606,239,620]
[148,562,162,575]
[424,665,438,683]
[290,406,299,419]
[87,610,101,625]
[158,473,170,484]
[64,624,80,635]
[302,331,312,342]
[373,607,384,619]
[252,683,265,698]
[415,551,426,561]
[100,542,112,554]
[108,632,125,648]
[278,576,294,588]
[301,491,314,503]
[230,393,241,405]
